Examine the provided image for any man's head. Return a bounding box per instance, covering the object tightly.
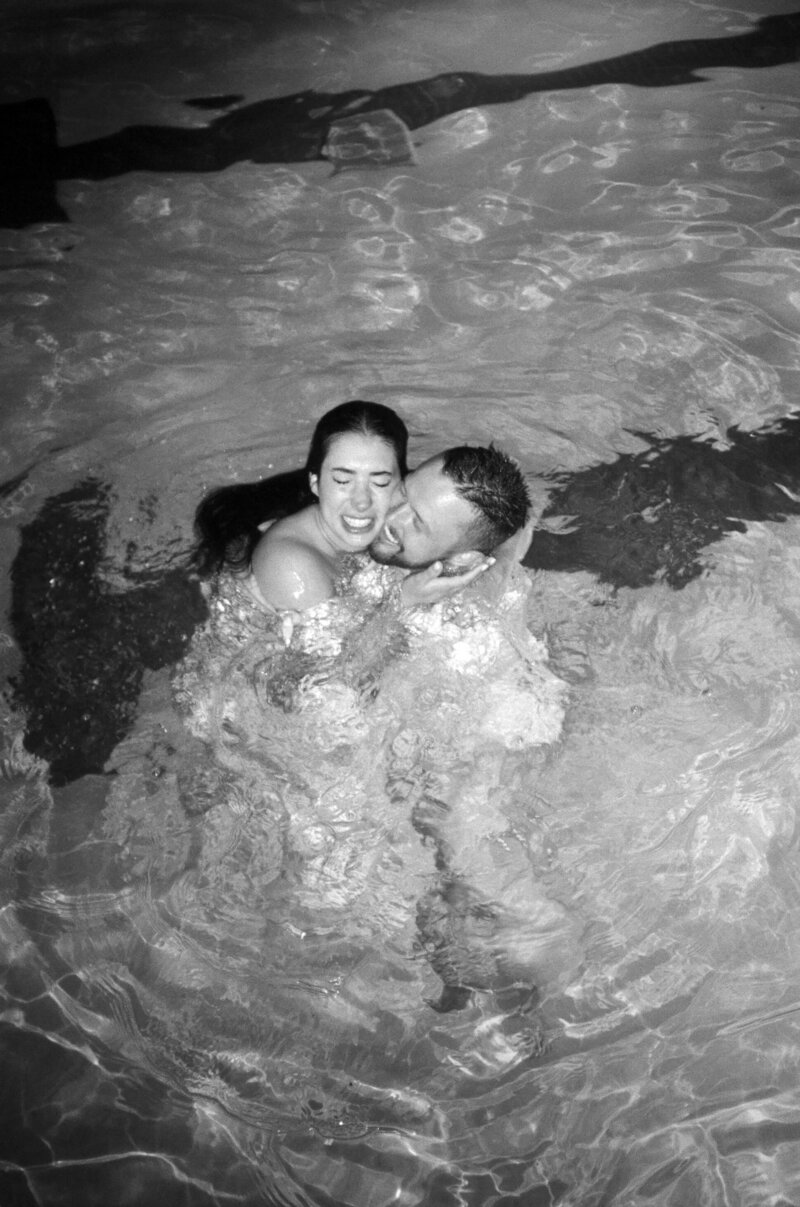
[369,444,530,569]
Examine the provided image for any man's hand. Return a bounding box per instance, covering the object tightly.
[399,557,494,608]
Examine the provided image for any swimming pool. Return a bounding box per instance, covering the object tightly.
[3,1,800,1203]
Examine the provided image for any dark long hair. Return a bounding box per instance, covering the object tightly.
[192,400,408,576]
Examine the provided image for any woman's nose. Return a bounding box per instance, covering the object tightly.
[350,479,372,510]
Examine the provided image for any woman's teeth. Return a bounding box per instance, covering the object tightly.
[341,515,374,534]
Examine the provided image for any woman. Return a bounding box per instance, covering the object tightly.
[194,400,486,633]
[177,400,413,793]
[194,399,408,615]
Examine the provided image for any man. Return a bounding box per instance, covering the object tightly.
[363,446,555,1015]
[370,445,533,604]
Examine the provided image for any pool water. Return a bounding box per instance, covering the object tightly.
[3,1,800,1203]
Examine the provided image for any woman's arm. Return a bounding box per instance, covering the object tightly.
[398,556,494,608]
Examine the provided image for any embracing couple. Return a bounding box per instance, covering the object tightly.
[193,399,532,624]
[187,401,568,1014]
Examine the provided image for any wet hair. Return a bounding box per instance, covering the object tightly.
[440,444,530,552]
[193,400,408,576]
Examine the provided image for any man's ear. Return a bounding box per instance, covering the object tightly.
[493,519,534,565]
[309,473,319,499]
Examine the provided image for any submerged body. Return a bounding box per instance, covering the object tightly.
[172,553,570,1005]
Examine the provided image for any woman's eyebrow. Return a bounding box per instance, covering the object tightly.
[330,465,394,475]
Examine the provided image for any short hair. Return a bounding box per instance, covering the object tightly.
[440,445,530,552]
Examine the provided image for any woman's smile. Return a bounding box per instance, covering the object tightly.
[340,512,379,535]
[310,431,402,554]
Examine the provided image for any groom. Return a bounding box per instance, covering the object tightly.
[361,444,538,1012]
[367,443,533,602]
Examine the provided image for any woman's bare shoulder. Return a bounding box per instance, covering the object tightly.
[251,516,335,611]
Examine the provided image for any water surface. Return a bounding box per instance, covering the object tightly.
[3,2,800,1204]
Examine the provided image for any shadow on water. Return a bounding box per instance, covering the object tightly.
[524,409,800,589]
[8,478,207,785]
[2,10,799,226]
[6,409,800,784]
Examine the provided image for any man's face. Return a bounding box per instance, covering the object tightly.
[368,456,479,568]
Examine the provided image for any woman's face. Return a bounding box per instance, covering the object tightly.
[309,431,402,553]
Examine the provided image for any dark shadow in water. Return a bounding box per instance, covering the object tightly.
[524,410,800,589]
[9,479,207,785]
[7,410,800,784]
[2,10,799,226]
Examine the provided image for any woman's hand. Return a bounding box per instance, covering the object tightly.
[399,557,494,608]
